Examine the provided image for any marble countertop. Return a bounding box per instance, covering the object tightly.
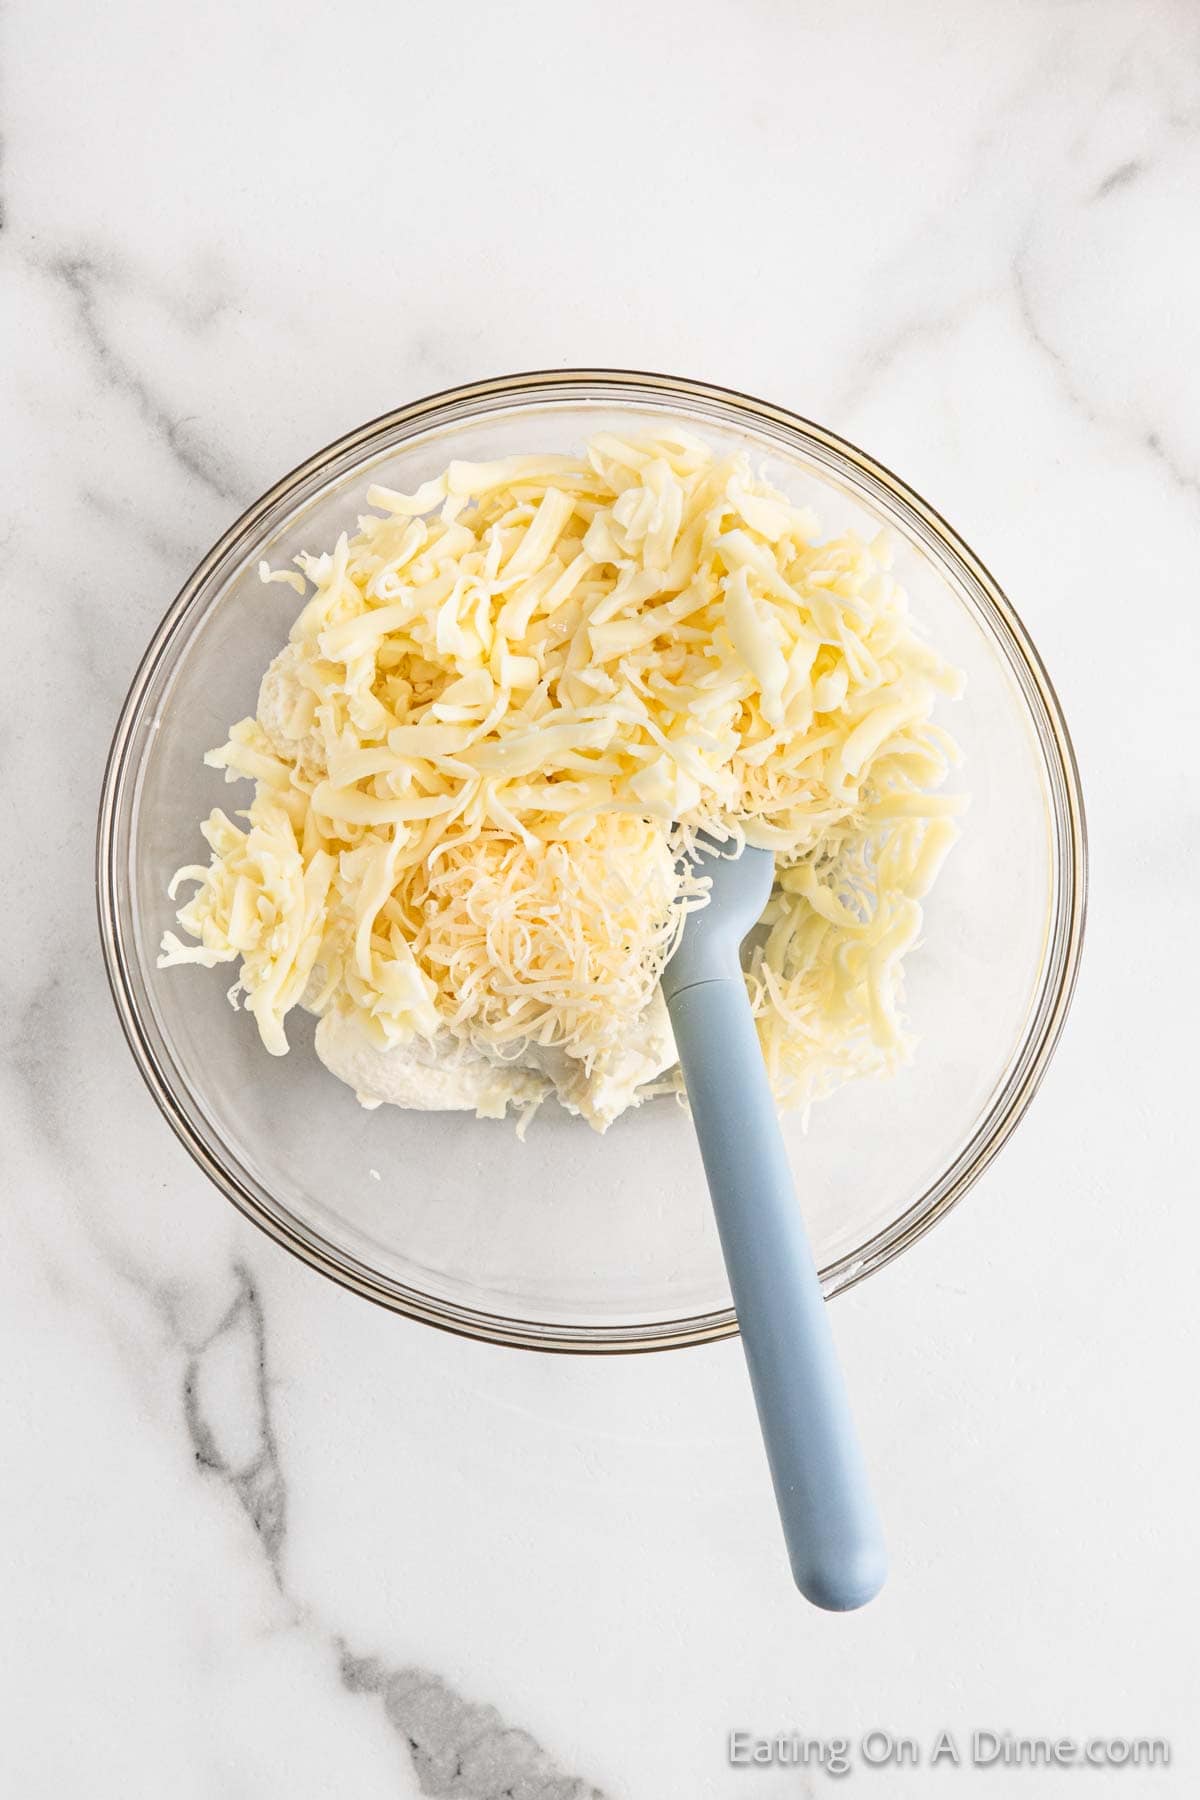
[4,1,1198,1794]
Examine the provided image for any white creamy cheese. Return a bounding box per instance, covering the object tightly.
[313,1012,545,1118]
[313,988,677,1132]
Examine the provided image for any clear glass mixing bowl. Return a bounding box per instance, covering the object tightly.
[97,372,1086,1351]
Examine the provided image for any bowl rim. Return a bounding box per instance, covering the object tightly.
[96,368,1088,1353]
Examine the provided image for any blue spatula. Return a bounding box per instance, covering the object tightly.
[662,839,887,1610]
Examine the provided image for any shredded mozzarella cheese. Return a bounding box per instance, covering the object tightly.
[160,430,964,1124]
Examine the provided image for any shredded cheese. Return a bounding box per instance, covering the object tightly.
[160,430,964,1125]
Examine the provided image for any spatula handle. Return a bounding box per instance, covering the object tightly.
[666,974,887,1611]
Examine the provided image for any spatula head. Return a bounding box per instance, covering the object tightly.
[661,840,775,1000]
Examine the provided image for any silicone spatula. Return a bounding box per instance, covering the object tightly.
[661,839,887,1611]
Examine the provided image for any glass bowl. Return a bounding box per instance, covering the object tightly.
[97,371,1086,1352]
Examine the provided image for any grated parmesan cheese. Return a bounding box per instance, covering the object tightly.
[160,430,965,1127]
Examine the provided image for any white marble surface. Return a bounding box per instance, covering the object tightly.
[3,1,1199,1794]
